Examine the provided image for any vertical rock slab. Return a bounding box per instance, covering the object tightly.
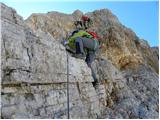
[1,3,101,119]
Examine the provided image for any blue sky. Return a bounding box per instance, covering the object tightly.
[1,0,158,47]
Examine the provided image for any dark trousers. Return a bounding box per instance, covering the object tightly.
[75,37,99,82]
[85,51,97,82]
[75,37,97,54]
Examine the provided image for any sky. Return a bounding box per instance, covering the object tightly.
[0,0,159,47]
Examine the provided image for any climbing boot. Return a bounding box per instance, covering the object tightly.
[73,54,86,60]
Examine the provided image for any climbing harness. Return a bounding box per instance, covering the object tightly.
[66,51,70,119]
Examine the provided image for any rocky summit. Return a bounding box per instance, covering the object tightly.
[1,3,159,119]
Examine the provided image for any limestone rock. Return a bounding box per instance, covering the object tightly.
[151,46,159,60]
[26,8,158,74]
[72,9,83,20]
[1,2,159,119]
[1,3,100,119]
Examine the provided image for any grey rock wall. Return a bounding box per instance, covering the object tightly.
[1,3,101,118]
[1,3,159,119]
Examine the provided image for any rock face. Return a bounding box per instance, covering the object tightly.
[1,3,100,119]
[1,3,159,119]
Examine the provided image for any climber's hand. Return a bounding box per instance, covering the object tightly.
[62,40,69,46]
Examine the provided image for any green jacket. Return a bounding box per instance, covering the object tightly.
[67,30,92,49]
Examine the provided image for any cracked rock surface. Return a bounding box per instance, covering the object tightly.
[1,3,159,119]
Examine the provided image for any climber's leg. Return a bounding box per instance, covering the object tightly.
[84,21,87,29]
[75,21,82,28]
[79,21,83,28]
[75,37,85,55]
[75,37,84,54]
[82,38,99,85]
[85,51,97,84]
[85,51,95,66]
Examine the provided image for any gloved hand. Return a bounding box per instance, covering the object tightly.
[62,40,68,46]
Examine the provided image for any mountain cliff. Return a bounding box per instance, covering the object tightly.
[1,3,159,119]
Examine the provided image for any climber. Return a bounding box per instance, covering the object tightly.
[63,28,101,86]
[81,15,93,29]
[74,15,93,30]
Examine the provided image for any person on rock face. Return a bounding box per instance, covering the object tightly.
[74,15,93,30]
[81,15,93,29]
[63,25,101,86]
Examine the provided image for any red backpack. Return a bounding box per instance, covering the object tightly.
[87,31,100,40]
[82,15,89,21]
